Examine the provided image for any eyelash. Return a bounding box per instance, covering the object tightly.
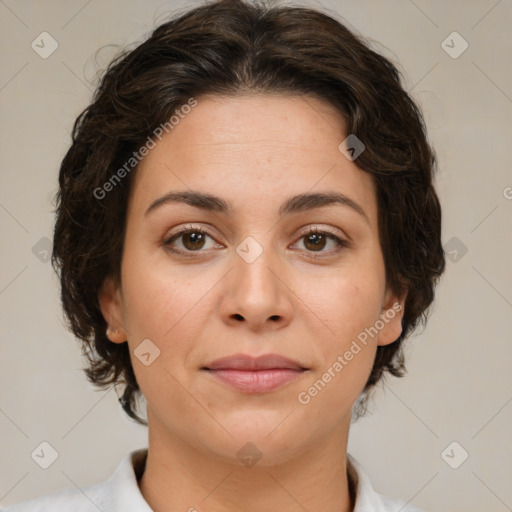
[163,224,350,258]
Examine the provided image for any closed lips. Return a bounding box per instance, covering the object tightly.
[203,353,308,371]
[202,354,308,393]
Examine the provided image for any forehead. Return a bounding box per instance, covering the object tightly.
[143,93,347,160]
[130,94,377,220]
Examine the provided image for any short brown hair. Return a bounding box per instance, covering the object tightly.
[52,0,445,425]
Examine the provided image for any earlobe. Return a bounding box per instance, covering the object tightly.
[377,289,407,347]
[105,325,127,344]
[98,276,127,344]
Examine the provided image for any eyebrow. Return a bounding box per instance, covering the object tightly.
[144,190,369,224]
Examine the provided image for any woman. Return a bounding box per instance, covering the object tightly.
[5,0,445,510]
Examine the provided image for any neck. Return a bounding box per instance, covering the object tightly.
[138,411,355,512]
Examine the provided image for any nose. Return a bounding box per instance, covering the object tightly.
[218,242,294,332]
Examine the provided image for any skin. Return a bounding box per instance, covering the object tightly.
[99,93,405,512]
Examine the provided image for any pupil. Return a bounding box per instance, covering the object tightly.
[306,233,325,251]
[185,232,204,249]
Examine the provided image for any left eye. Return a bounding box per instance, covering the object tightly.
[293,230,346,253]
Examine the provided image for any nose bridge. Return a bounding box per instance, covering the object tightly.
[233,233,280,301]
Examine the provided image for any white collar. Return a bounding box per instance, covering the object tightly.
[5,449,422,511]
[347,454,422,511]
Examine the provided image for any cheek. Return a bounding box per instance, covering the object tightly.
[120,245,186,337]
[297,266,384,354]
[123,281,176,340]
[119,260,198,409]
[120,251,217,369]
[296,277,381,412]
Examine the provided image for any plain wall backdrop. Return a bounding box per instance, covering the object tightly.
[1,0,511,511]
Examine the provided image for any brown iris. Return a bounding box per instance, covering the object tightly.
[182,231,206,250]
[303,232,327,251]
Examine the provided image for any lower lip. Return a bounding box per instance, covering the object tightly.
[205,369,305,393]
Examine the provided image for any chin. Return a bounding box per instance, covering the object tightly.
[197,412,313,466]
[206,432,307,468]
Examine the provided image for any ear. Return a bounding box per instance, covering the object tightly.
[376,287,407,347]
[98,276,127,344]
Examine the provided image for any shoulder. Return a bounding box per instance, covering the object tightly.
[348,454,426,512]
[3,449,150,512]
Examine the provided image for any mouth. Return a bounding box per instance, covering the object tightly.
[201,353,309,393]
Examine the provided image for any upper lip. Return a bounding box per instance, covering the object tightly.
[203,353,307,371]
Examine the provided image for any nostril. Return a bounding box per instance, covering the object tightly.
[233,313,244,321]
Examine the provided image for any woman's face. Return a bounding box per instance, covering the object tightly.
[100,93,404,464]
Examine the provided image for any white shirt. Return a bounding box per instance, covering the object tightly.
[4,449,424,511]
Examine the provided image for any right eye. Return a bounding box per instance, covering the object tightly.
[163,225,223,255]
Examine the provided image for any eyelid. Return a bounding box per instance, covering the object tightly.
[163,223,222,245]
[295,224,348,242]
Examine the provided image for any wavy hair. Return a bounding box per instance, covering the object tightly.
[52,0,446,424]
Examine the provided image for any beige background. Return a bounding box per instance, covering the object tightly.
[1,0,511,511]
